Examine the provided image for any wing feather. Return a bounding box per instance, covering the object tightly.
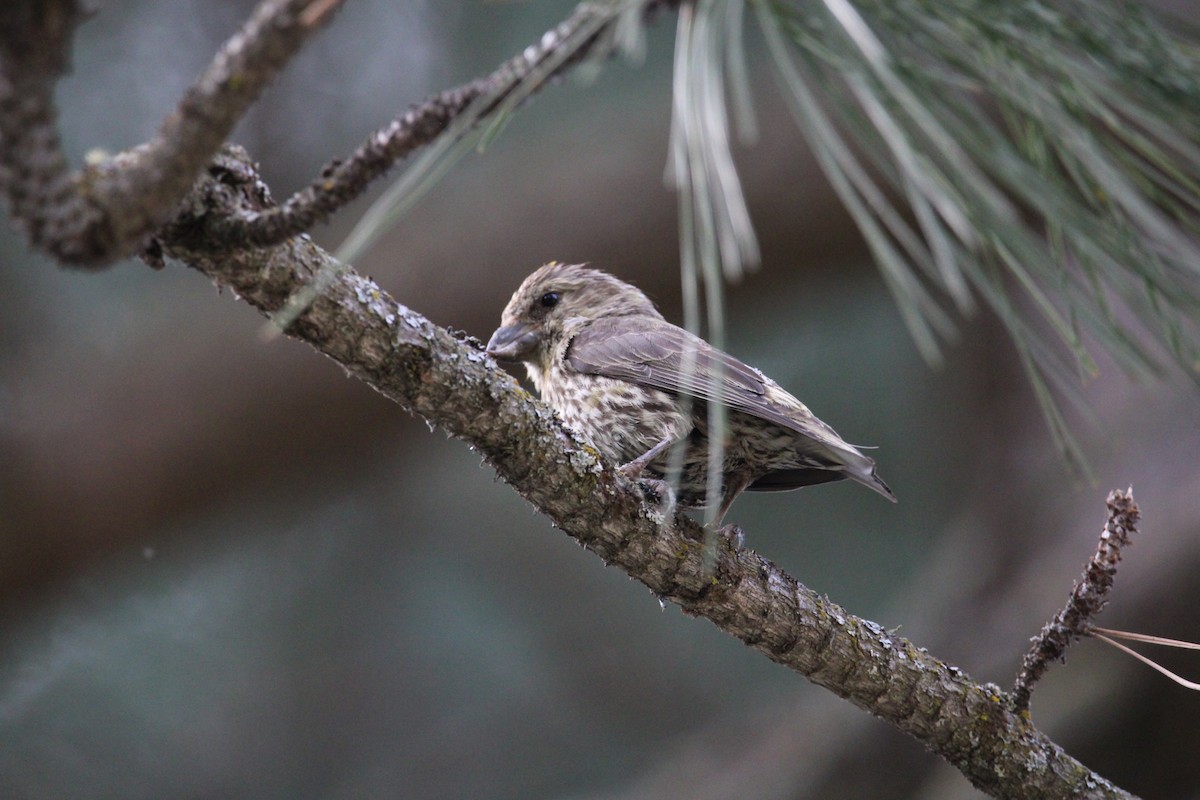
[567,317,823,437]
[567,316,897,503]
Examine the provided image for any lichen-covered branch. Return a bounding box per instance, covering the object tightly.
[155,146,1134,800]
[1013,489,1141,711]
[0,0,342,268]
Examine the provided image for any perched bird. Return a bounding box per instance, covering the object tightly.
[486,262,895,525]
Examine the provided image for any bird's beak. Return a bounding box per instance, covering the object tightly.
[486,322,540,362]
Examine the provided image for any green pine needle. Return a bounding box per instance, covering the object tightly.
[755,0,1200,463]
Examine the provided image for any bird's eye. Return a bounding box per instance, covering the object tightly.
[540,292,560,308]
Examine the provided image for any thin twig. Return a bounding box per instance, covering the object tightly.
[0,0,344,268]
[203,0,679,251]
[1012,488,1141,711]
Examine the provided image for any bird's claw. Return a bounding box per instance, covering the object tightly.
[715,523,746,551]
[618,470,679,520]
[627,474,674,509]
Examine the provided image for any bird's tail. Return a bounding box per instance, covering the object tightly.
[845,453,897,502]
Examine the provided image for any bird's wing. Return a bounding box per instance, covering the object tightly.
[566,316,826,437]
[567,316,897,503]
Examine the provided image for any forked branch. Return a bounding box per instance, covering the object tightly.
[155,146,1134,800]
[1013,489,1141,711]
[0,0,344,267]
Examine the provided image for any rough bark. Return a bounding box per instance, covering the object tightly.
[1012,489,1140,710]
[0,0,1148,793]
[0,0,342,267]
[154,146,1133,800]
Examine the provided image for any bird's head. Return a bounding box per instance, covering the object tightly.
[486,262,661,363]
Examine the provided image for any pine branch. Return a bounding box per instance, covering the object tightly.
[206,1,680,251]
[0,0,344,268]
[757,0,1200,466]
[154,144,1133,800]
[0,0,681,269]
[4,1,1180,794]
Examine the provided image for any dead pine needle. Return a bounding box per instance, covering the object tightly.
[1091,627,1200,692]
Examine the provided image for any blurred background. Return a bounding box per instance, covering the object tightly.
[2,1,1198,798]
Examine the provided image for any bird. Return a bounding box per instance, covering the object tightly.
[486,262,895,527]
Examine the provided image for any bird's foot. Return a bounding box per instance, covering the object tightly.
[617,461,681,522]
[627,474,675,510]
[714,523,746,551]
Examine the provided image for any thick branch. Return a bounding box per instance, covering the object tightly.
[0,1,93,262]
[156,146,1134,800]
[0,0,342,268]
[1013,488,1141,710]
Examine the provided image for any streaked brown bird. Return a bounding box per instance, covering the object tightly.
[486,262,896,526]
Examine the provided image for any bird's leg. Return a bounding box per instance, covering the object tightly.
[618,434,682,479]
[619,434,685,514]
[708,474,753,550]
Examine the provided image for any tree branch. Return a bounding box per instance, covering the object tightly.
[1,0,1150,794]
[0,0,93,262]
[155,145,1135,800]
[1013,488,1141,711]
[0,0,684,267]
[0,0,343,268]
[203,0,679,250]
